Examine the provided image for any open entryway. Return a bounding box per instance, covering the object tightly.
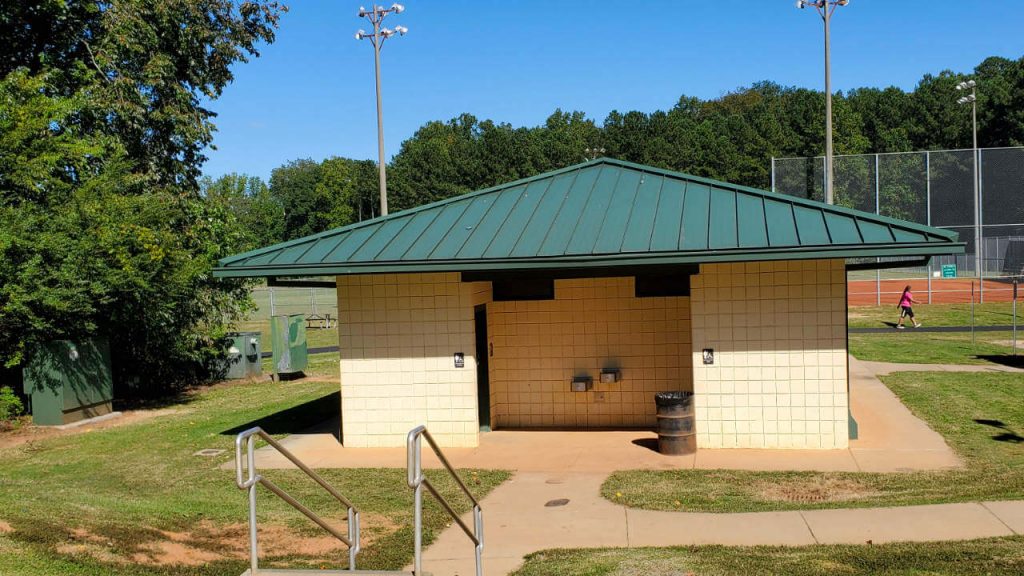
[475,304,491,432]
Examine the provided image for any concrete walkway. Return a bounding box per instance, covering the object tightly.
[232,491,1024,576]
[417,472,1024,576]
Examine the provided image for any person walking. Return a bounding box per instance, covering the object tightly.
[896,285,922,329]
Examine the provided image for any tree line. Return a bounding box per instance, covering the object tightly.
[213,54,1024,245]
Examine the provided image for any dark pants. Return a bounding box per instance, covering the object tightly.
[900,306,915,319]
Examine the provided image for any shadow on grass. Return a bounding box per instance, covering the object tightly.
[974,355,1024,369]
[973,418,1024,444]
[220,391,340,437]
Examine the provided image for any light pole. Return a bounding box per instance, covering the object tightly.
[957,79,982,280]
[796,0,849,205]
[356,4,407,217]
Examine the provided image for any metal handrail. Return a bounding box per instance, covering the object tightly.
[235,427,361,574]
[407,425,483,576]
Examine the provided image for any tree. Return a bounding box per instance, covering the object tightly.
[1,1,284,396]
[200,173,283,249]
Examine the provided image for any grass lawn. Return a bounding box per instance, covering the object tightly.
[849,331,1021,365]
[848,302,1018,328]
[511,537,1024,575]
[603,371,1024,513]
[0,378,508,575]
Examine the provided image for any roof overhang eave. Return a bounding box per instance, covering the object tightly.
[212,242,966,279]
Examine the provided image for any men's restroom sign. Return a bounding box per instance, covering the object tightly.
[454,352,465,368]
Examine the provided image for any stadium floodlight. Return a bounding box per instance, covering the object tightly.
[796,0,850,205]
[955,78,982,281]
[355,4,409,217]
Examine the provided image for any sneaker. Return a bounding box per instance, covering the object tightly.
[914,322,922,328]
[897,325,905,329]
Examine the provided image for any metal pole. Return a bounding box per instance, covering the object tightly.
[248,482,259,574]
[971,281,976,347]
[978,145,984,303]
[413,437,423,575]
[926,151,932,304]
[373,16,389,216]
[269,287,276,317]
[1013,280,1018,356]
[823,2,834,205]
[771,157,776,193]
[875,153,881,306]
[972,94,980,292]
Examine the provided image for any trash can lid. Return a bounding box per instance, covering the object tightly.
[655,391,694,406]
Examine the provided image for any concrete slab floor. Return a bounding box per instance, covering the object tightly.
[237,356,960,474]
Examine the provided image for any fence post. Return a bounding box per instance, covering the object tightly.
[978,148,984,303]
[926,150,932,304]
[269,287,276,317]
[771,157,776,193]
[971,282,976,347]
[875,153,881,306]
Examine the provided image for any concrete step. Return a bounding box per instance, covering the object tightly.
[239,565,415,569]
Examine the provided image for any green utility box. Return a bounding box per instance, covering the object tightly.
[225,332,262,379]
[22,339,114,426]
[271,314,307,379]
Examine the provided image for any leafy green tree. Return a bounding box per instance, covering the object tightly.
[1,1,283,396]
[200,173,283,249]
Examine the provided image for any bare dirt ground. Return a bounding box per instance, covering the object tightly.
[43,516,399,567]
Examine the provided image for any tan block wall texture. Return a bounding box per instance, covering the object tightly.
[488,277,692,429]
[690,259,849,449]
[336,273,487,448]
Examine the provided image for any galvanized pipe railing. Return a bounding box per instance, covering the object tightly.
[407,425,483,576]
[235,427,361,574]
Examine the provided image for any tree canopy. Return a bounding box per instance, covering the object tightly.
[1,1,284,395]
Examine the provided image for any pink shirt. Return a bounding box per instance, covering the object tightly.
[899,291,913,307]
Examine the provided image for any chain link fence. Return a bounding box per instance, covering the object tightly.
[248,287,339,328]
[772,147,1024,305]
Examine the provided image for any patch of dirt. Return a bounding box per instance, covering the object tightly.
[0,520,13,534]
[0,408,187,450]
[55,515,401,567]
[759,476,879,504]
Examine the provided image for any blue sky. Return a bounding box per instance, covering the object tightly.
[203,1,1024,181]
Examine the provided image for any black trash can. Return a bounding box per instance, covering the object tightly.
[655,391,696,455]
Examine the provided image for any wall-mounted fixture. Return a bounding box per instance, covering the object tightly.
[571,376,593,392]
[600,369,621,384]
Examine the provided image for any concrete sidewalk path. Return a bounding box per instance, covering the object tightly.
[415,472,1024,576]
[858,359,1024,375]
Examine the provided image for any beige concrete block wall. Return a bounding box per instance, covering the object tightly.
[690,259,849,449]
[488,277,692,429]
[336,273,488,448]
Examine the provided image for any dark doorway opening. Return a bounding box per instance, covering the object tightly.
[474,305,491,432]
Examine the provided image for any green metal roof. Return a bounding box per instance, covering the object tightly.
[214,158,964,278]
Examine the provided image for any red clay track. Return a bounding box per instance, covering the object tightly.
[849,278,1017,306]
